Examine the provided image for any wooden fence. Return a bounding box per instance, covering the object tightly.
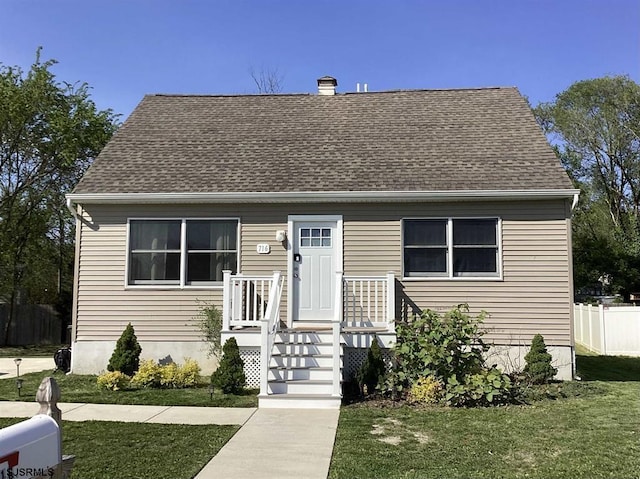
[574,303,640,356]
[0,304,61,345]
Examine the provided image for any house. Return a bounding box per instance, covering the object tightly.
[66,77,579,408]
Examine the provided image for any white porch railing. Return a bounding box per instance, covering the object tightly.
[259,271,284,396]
[342,272,395,331]
[222,271,282,330]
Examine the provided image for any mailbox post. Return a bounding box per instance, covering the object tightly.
[0,377,75,479]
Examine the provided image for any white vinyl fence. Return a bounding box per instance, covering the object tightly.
[574,303,640,356]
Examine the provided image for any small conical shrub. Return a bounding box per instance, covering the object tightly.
[211,337,246,394]
[357,337,386,395]
[524,334,557,384]
[107,323,142,376]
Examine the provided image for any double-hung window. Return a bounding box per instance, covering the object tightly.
[128,219,238,286]
[403,218,500,278]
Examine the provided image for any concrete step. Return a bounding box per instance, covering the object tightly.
[267,379,334,395]
[258,393,342,409]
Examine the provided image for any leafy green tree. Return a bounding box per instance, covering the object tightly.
[534,76,640,298]
[356,337,386,395]
[107,323,142,376]
[0,49,118,344]
[524,334,557,384]
[211,337,246,394]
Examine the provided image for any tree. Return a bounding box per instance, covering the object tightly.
[534,76,640,298]
[211,337,246,394]
[0,49,119,344]
[524,334,557,384]
[107,323,142,376]
[249,65,284,94]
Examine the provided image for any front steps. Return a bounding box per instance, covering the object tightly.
[258,329,342,409]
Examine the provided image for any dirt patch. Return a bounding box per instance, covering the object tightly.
[378,435,402,446]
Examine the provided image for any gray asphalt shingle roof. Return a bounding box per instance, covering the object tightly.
[73,87,573,194]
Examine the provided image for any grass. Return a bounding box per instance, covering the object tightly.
[0,344,66,357]
[0,418,238,479]
[0,369,258,407]
[329,352,640,479]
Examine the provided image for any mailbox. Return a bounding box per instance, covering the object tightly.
[0,414,61,478]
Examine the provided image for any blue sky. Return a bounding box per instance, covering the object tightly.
[1,0,638,119]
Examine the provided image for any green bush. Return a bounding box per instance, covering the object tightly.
[384,304,513,406]
[356,337,386,395]
[97,371,131,391]
[131,358,202,389]
[407,376,443,405]
[524,334,557,384]
[107,323,142,376]
[131,359,162,388]
[211,338,246,394]
[177,358,201,387]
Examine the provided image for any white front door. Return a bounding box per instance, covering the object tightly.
[291,218,340,322]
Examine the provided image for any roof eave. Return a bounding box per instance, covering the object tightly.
[67,189,580,205]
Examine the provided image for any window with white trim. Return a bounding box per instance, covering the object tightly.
[403,218,499,278]
[128,219,238,286]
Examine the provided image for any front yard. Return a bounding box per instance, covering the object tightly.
[329,353,640,479]
[0,369,257,407]
[0,417,237,479]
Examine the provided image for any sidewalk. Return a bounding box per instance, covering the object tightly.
[0,400,340,479]
[0,357,54,378]
[0,401,255,425]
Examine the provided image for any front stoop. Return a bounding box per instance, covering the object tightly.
[260,329,342,409]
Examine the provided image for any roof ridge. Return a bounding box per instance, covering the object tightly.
[148,86,517,99]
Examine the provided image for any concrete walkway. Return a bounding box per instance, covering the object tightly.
[0,401,340,479]
[0,401,256,425]
[195,408,340,479]
[0,357,54,378]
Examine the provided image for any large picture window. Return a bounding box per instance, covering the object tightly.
[403,218,500,278]
[128,219,238,286]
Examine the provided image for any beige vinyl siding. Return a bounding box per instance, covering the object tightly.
[74,200,572,346]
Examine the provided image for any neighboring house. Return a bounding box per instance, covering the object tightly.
[67,77,578,408]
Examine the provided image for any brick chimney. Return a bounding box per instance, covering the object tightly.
[317,76,337,95]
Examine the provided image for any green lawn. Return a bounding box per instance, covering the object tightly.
[0,418,237,479]
[0,369,258,407]
[0,344,66,357]
[330,352,640,479]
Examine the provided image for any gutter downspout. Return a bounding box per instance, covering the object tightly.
[571,192,579,210]
[66,197,78,219]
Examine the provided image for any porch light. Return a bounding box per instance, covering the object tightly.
[275,230,287,242]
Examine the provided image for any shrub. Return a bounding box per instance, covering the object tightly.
[211,337,246,394]
[383,304,513,406]
[97,371,131,391]
[524,334,557,384]
[177,358,201,387]
[408,376,443,405]
[132,358,202,388]
[160,362,180,388]
[195,301,222,358]
[357,337,386,395]
[107,323,142,376]
[131,359,162,388]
